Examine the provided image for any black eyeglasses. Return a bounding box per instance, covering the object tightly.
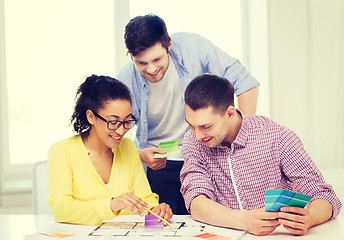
[93,111,137,130]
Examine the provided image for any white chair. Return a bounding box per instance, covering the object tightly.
[32,160,53,215]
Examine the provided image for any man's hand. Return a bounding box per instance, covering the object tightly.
[244,208,281,236]
[278,206,312,235]
[151,203,173,224]
[139,147,167,170]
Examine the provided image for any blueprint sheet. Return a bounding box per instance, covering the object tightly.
[88,215,245,239]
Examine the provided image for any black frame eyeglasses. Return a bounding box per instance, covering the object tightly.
[93,111,137,130]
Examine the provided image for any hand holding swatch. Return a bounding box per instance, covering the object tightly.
[153,140,179,158]
[265,189,312,212]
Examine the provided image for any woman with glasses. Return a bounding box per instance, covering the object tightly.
[47,74,172,225]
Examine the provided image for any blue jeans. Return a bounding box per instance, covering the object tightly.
[147,160,189,215]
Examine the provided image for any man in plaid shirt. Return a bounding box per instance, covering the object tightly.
[180,74,342,236]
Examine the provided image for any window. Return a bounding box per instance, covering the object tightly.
[1,0,116,182]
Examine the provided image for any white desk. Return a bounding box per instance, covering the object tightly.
[1,214,343,240]
[0,214,55,240]
[243,213,344,239]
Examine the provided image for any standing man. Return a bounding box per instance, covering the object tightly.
[116,14,259,214]
[181,73,341,235]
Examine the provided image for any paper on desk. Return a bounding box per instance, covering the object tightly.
[195,232,232,240]
[24,222,95,240]
[89,215,245,240]
[25,215,245,240]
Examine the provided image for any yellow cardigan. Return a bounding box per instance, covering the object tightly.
[47,135,159,225]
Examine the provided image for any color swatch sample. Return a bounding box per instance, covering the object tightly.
[144,214,164,229]
[195,232,232,240]
[265,189,312,212]
[153,140,179,158]
[40,232,75,238]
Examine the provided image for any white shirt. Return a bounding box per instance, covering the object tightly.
[146,57,189,160]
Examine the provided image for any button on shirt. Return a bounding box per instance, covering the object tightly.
[116,32,259,150]
[180,114,342,218]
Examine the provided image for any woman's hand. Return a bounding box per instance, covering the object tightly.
[151,203,173,224]
[110,192,150,216]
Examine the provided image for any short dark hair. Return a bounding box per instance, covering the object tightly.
[124,14,171,56]
[185,74,235,113]
[70,75,132,135]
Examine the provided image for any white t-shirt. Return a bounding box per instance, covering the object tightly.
[146,57,189,160]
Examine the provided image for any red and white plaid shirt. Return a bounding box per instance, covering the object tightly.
[181,114,342,218]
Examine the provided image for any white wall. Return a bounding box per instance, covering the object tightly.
[268,0,344,169]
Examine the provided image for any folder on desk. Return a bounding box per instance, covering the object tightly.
[265,189,312,212]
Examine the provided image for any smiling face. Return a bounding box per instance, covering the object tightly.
[87,99,133,149]
[185,105,237,148]
[132,41,171,83]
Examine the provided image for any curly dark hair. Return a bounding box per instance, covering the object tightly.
[70,75,132,136]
